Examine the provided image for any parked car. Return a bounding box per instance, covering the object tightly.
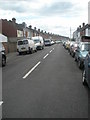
[44,39,52,46]
[68,41,75,53]
[17,38,37,55]
[70,43,78,57]
[0,42,6,67]
[65,40,70,50]
[32,36,44,50]
[82,51,90,88]
[75,42,90,69]
[55,40,61,44]
[63,41,66,47]
[51,40,55,45]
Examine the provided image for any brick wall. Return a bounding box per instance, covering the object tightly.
[3,37,26,54]
[2,20,17,37]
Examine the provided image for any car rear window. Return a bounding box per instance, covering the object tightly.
[18,40,28,45]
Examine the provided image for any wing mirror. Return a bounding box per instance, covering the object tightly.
[88,63,90,68]
[76,49,79,52]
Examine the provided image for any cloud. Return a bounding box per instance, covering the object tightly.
[38,2,74,16]
[0,0,89,37]
[0,0,38,13]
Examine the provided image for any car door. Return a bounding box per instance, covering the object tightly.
[75,46,80,61]
[0,58,2,119]
[86,54,90,87]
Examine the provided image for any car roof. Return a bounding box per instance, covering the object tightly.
[79,42,90,44]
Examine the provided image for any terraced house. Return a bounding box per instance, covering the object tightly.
[73,23,90,42]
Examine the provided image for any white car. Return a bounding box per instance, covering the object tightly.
[0,42,6,67]
[32,36,44,50]
[44,39,52,46]
[17,39,37,55]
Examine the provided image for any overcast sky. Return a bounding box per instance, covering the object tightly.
[0,0,89,37]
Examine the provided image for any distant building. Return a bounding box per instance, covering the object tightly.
[1,18,31,38]
[73,23,90,42]
[1,18,69,41]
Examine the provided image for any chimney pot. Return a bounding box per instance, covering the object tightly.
[12,18,16,23]
[29,25,32,29]
[34,27,36,30]
[38,29,40,32]
[82,22,85,27]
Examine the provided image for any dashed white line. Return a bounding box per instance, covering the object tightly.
[23,61,41,79]
[0,101,3,106]
[49,50,52,53]
[53,48,55,50]
[43,53,49,59]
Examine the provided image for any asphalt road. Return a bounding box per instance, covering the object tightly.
[2,44,89,118]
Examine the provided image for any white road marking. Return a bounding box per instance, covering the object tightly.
[43,54,49,59]
[53,48,54,50]
[23,61,41,79]
[0,101,3,106]
[49,50,52,53]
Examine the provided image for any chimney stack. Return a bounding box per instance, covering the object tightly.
[34,27,36,30]
[29,25,32,29]
[82,23,85,27]
[79,25,81,29]
[38,29,40,32]
[12,18,16,23]
[41,30,43,33]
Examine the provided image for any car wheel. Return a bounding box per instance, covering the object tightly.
[30,48,33,54]
[19,52,22,55]
[78,60,81,69]
[2,56,6,67]
[35,49,37,52]
[82,70,87,85]
[72,53,74,57]
[74,56,77,61]
[29,48,33,54]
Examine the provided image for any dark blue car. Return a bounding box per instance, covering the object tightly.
[75,42,90,69]
[82,51,90,88]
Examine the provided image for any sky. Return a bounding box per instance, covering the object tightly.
[0,0,90,37]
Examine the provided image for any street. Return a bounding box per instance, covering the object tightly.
[2,43,89,118]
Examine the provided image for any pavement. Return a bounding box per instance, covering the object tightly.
[2,44,89,118]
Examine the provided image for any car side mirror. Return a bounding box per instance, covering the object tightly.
[88,63,90,68]
[76,49,79,52]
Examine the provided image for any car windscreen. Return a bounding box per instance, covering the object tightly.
[45,40,50,42]
[18,40,28,45]
[81,44,90,51]
[33,39,40,43]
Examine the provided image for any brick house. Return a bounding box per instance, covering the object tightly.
[73,23,90,42]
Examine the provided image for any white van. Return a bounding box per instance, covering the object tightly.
[32,36,44,50]
[17,39,37,55]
